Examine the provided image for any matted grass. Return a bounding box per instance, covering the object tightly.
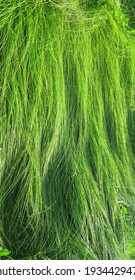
[1,0,135,259]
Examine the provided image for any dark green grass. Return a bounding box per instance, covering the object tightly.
[1,0,135,259]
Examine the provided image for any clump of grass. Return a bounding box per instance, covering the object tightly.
[1,0,135,259]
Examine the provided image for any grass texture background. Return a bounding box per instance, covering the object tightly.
[1,0,135,259]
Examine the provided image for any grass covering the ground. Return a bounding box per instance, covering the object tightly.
[1,0,135,259]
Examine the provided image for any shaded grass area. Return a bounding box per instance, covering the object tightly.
[1,0,135,259]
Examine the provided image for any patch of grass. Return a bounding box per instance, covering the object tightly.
[1,0,135,259]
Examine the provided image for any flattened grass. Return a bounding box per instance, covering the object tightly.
[1,0,135,259]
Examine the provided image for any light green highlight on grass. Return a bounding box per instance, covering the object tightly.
[1,0,135,259]
[0,249,11,257]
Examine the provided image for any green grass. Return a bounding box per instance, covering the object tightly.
[1,0,135,260]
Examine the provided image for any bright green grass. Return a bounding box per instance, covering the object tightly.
[1,0,135,259]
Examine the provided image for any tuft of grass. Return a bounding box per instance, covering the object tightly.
[1,0,135,259]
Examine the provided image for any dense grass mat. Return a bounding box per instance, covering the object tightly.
[1,0,135,259]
